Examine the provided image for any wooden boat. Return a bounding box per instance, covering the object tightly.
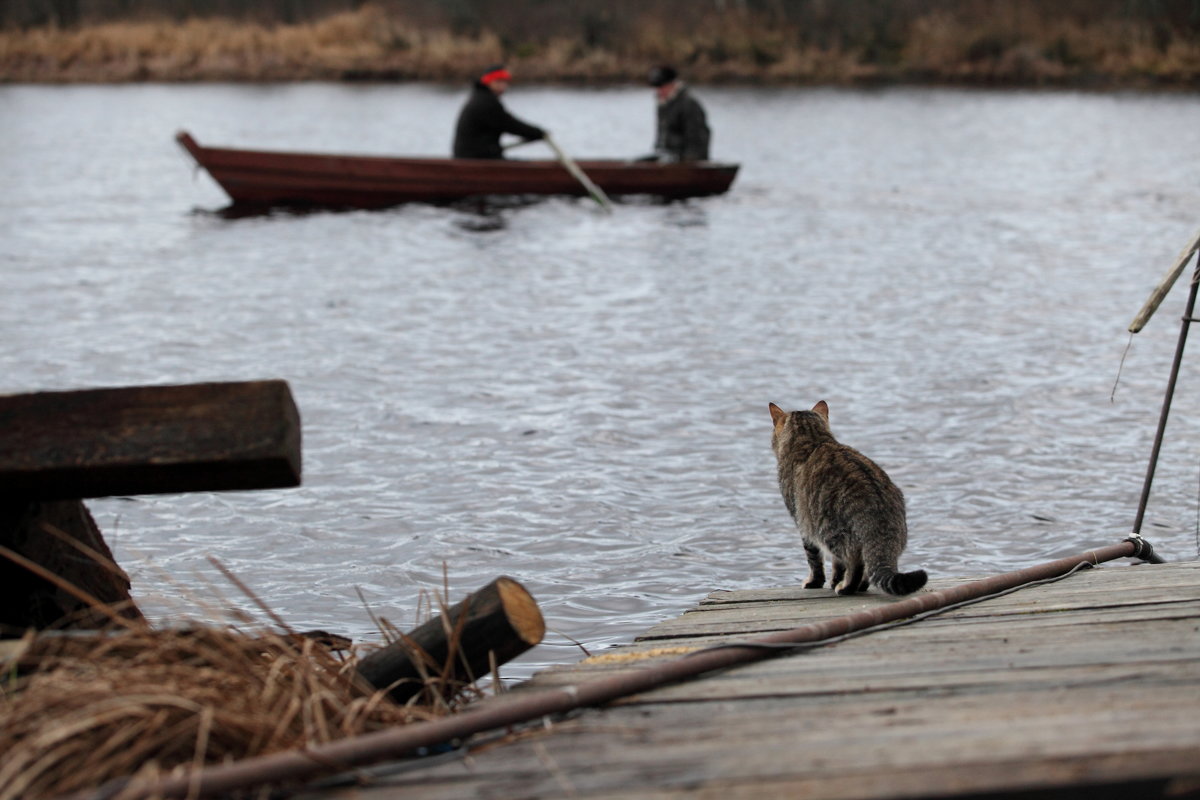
[176,131,739,209]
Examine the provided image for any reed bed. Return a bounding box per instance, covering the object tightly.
[2,2,1199,85]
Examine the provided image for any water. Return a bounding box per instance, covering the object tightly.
[3,83,1200,680]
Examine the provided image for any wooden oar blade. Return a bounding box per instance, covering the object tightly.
[543,135,613,213]
[1129,227,1200,333]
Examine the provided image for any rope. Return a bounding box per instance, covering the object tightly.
[1110,331,1135,402]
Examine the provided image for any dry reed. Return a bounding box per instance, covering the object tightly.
[0,623,446,799]
[2,3,1199,85]
[0,557,486,800]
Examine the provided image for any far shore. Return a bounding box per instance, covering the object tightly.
[3,8,1200,88]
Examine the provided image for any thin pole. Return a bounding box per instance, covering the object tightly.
[1132,253,1200,537]
[543,134,613,213]
[81,538,1156,800]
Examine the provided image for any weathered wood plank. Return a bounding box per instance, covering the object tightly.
[634,564,1200,642]
[0,381,301,499]
[698,581,1200,614]
[700,562,1200,605]
[426,691,1196,772]
[531,617,1200,690]
[309,695,1200,800]
[638,598,1200,640]
[526,660,1200,706]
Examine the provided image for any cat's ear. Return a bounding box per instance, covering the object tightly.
[812,400,829,422]
[769,403,787,427]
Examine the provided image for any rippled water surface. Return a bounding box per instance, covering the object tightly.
[4,84,1200,678]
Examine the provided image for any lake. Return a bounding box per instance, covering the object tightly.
[3,83,1200,679]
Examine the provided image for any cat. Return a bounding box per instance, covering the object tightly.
[769,400,927,596]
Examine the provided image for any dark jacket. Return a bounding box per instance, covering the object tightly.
[452,83,544,159]
[655,84,710,162]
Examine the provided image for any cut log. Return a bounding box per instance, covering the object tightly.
[356,577,545,704]
[0,380,301,500]
[0,499,144,633]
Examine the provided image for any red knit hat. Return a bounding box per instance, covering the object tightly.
[480,66,512,85]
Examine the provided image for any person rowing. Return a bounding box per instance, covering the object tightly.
[452,64,547,159]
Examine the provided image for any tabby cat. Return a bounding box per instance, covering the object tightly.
[769,401,927,596]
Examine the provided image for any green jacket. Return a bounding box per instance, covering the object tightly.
[655,85,710,162]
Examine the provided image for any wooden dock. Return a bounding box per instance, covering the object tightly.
[309,558,1200,799]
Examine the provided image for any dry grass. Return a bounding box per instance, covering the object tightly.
[0,622,451,799]
[0,552,487,800]
[0,6,505,82]
[2,3,1200,85]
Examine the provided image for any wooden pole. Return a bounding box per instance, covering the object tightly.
[356,577,545,704]
[1129,227,1200,333]
[0,500,145,632]
[543,135,613,213]
[1131,253,1200,539]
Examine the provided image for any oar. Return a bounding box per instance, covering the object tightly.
[1129,226,1200,332]
[542,134,613,213]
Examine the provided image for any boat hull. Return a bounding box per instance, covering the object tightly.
[176,132,738,209]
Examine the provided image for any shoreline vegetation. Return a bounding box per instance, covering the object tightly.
[2,0,1200,87]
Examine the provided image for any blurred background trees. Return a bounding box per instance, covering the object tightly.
[6,0,1200,36]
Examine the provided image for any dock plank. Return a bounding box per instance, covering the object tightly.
[305,560,1200,800]
[636,598,1200,640]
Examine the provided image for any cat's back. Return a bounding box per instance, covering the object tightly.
[772,403,904,512]
[807,439,904,510]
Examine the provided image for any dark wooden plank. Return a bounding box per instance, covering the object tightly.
[0,381,301,499]
[0,499,144,632]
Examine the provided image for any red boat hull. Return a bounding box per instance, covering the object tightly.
[176,131,738,208]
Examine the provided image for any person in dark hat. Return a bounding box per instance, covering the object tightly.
[645,65,710,162]
[452,64,546,159]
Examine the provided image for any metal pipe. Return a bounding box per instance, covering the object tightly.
[1132,254,1200,541]
[82,538,1152,800]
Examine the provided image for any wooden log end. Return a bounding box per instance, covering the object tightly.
[495,576,546,646]
[356,576,546,703]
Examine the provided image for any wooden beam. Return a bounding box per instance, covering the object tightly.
[0,499,145,633]
[0,381,301,500]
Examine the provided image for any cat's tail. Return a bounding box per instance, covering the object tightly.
[871,566,928,596]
